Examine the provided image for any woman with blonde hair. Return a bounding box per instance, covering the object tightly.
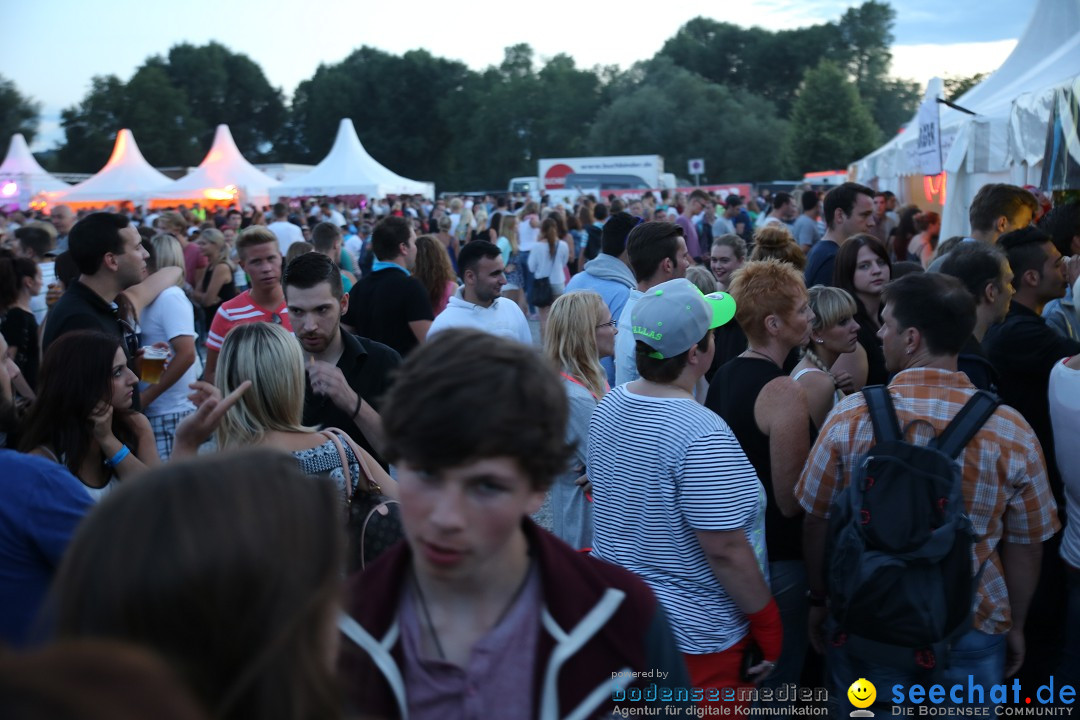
[496,214,526,313]
[541,290,616,548]
[141,234,201,459]
[435,214,459,272]
[413,234,458,317]
[790,286,864,429]
[526,217,570,338]
[285,241,313,267]
[750,225,806,270]
[214,322,396,506]
[192,228,237,323]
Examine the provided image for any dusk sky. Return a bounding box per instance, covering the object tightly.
[3,0,1028,151]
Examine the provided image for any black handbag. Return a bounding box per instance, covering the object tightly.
[321,429,404,571]
[528,277,554,307]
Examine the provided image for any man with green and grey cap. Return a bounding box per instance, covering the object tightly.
[588,277,784,699]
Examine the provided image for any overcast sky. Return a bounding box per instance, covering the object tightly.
[4,0,1027,152]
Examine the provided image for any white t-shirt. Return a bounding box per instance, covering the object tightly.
[30,261,56,324]
[138,286,201,417]
[268,220,304,255]
[588,385,768,654]
[428,289,533,346]
[525,240,569,289]
[518,215,540,253]
[614,289,644,386]
[1050,358,1080,569]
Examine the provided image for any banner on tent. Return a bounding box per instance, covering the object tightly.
[916,96,943,176]
[1041,79,1080,191]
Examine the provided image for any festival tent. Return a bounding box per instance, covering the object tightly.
[849,0,1080,239]
[272,118,434,200]
[0,133,70,209]
[48,129,174,209]
[151,124,280,208]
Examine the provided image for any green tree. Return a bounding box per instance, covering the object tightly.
[786,61,880,174]
[165,42,287,160]
[0,74,41,145]
[587,58,790,183]
[123,61,203,167]
[945,72,987,102]
[57,75,127,172]
[871,77,922,137]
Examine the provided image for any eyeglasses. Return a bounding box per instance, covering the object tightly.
[596,319,617,329]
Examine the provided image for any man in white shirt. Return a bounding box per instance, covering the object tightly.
[428,240,532,346]
[267,202,304,255]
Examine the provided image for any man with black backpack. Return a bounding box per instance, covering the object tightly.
[796,273,1059,715]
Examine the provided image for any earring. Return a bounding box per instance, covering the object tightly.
[815,338,824,344]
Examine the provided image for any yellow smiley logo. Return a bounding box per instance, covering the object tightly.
[847,678,876,709]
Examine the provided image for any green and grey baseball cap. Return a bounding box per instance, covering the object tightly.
[631,278,737,359]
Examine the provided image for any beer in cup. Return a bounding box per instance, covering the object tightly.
[140,346,169,384]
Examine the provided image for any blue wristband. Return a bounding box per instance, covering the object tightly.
[105,445,130,468]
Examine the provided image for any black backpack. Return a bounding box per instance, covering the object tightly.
[826,385,999,671]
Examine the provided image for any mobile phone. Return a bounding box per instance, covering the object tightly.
[740,640,764,682]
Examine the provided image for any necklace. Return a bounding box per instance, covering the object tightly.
[410,559,535,662]
[746,348,781,367]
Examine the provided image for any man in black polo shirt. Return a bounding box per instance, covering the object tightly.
[284,252,401,468]
[43,213,153,407]
[341,216,432,356]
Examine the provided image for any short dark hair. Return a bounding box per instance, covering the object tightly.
[998,226,1052,279]
[381,329,572,491]
[772,192,793,209]
[68,212,130,275]
[457,240,501,278]
[283,251,343,300]
[724,194,742,210]
[1037,202,1080,257]
[801,190,820,213]
[15,225,55,259]
[371,217,412,261]
[601,212,640,256]
[593,203,609,222]
[635,333,711,384]
[272,202,288,218]
[310,221,342,254]
[626,221,684,282]
[969,183,1037,233]
[823,182,874,230]
[939,242,1007,306]
[881,273,975,356]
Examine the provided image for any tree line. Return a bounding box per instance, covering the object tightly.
[2,2,987,190]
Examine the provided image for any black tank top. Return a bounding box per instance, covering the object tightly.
[705,356,804,562]
[201,262,237,320]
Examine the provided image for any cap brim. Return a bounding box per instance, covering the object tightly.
[703,291,737,329]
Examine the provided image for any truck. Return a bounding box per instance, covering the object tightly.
[509,155,677,201]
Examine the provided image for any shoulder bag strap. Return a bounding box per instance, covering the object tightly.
[319,429,355,498]
[861,385,901,444]
[323,427,381,495]
[934,390,1000,460]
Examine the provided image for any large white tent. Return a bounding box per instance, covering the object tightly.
[850,0,1080,239]
[49,129,174,208]
[0,133,70,208]
[152,124,280,208]
[272,119,434,200]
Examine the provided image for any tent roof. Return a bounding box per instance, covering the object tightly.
[0,133,70,193]
[153,124,279,202]
[852,0,1080,181]
[273,119,433,199]
[52,129,173,205]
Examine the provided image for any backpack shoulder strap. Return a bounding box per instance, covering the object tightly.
[934,390,1000,459]
[862,385,901,444]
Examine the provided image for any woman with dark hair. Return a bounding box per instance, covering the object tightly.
[413,234,458,317]
[1,250,42,392]
[49,449,345,720]
[19,331,158,499]
[832,234,892,386]
[908,210,941,268]
[888,205,919,263]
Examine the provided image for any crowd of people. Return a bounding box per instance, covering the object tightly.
[0,180,1078,718]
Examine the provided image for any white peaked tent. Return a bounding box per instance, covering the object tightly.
[0,133,70,208]
[850,0,1080,239]
[152,124,280,207]
[272,119,434,200]
[50,129,174,208]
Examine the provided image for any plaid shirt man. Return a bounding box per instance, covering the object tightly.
[796,367,1060,635]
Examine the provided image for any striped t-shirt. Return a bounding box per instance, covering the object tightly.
[587,385,767,655]
[206,290,292,351]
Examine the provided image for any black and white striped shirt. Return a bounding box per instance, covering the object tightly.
[587,385,768,654]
